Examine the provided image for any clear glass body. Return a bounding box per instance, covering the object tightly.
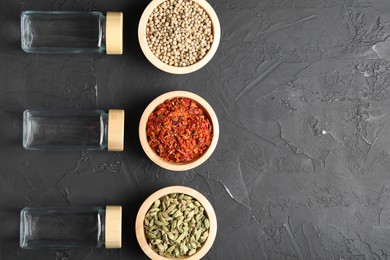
[20,206,105,249]
[21,11,106,54]
[23,110,108,150]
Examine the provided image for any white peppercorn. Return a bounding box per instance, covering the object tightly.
[146,0,214,67]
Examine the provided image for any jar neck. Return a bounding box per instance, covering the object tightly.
[99,15,106,49]
[98,207,106,248]
[101,111,109,149]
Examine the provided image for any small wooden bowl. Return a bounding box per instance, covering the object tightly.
[138,0,221,74]
[139,91,219,171]
[135,186,217,260]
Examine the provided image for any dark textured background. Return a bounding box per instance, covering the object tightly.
[1,0,390,259]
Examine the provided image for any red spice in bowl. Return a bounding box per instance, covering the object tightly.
[146,97,213,163]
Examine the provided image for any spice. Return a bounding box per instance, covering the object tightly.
[146,97,213,162]
[144,193,210,257]
[146,0,213,67]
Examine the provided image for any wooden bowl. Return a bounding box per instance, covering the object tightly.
[139,91,219,171]
[135,186,217,260]
[138,0,221,74]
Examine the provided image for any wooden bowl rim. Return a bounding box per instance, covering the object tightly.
[138,0,221,74]
[139,91,219,171]
[135,186,217,260]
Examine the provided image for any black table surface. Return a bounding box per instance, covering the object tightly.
[1,0,390,259]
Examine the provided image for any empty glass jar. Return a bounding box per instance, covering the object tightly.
[21,11,123,54]
[20,205,122,249]
[23,109,125,151]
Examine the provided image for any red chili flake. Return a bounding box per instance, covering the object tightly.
[146,97,213,163]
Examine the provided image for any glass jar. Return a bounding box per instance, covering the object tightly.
[23,109,125,151]
[20,205,122,249]
[21,11,123,54]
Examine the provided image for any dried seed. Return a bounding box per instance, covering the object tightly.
[167,232,176,240]
[187,210,195,219]
[174,248,180,257]
[167,244,176,253]
[157,243,165,253]
[196,220,202,229]
[161,211,169,218]
[183,195,192,201]
[191,242,197,249]
[172,219,177,230]
[151,239,162,245]
[204,218,210,229]
[162,226,169,233]
[149,224,158,231]
[144,192,211,258]
[182,226,189,233]
[199,231,209,243]
[173,210,183,218]
[147,232,157,239]
[195,229,202,241]
[177,216,184,225]
[188,249,196,256]
[163,233,169,244]
[165,204,176,214]
[154,220,165,227]
[149,207,160,213]
[176,231,187,242]
[164,196,171,206]
[169,208,178,215]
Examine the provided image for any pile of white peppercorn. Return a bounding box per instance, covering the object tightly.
[146,0,214,67]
